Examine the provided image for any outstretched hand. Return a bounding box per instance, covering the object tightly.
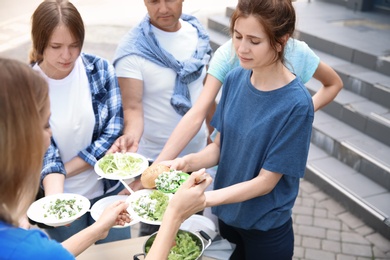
[95,201,131,240]
[107,134,139,154]
[167,168,212,222]
[143,169,212,260]
[159,158,189,173]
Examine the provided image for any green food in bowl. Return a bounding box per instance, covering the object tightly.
[132,190,169,221]
[155,170,190,193]
[145,230,202,260]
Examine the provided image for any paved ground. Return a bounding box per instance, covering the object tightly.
[130,179,390,259]
[1,0,389,259]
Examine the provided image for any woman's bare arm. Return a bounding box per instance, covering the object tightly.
[145,170,212,260]
[311,61,343,111]
[108,77,144,153]
[155,75,222,162]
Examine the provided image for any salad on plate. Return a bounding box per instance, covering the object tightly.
[27,193,90,227]
[90,195,139,228]
[95,152,149,180]
[155,170,189,193]
[127,189,171,225]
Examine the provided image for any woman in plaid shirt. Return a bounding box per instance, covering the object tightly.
[28,0,128,243]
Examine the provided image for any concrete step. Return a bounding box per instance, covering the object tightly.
[311,110,390,191]
[223,4,390,77]
[314,49,390,110]
[207,29,229,53]
[293,1,390,77]
[207,15,230,38]
[306,143,390,240]
[307,76,390,147]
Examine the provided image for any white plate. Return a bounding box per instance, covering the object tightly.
[126,189,172,225]
[180,214,217,232]
[95,152,149,180]
[90,195,139,228]
[27,193,90,227]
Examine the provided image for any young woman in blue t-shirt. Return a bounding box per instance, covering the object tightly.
[166,0,316,259]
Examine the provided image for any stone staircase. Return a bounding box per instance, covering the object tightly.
[206,1,390,240]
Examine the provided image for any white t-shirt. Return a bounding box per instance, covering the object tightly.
[34,57,104,199]
[115,20,208,160]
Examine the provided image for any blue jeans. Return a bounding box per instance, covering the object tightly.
[218,218,294,260]
[45,184,131,244]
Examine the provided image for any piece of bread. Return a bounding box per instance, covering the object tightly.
[141,164,170,188]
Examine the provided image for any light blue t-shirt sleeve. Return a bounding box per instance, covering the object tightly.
[208,38,320,85]
[284,38,320,84]
[207,39,240,83]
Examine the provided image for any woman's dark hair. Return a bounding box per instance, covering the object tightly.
[230,0,296,64]
[29,0,85,64]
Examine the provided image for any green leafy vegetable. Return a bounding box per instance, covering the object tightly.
[43,198,83,220]
[155,170,189,193]
[132,190,169,221]
[146,230,202,260]
[98,153,145,177]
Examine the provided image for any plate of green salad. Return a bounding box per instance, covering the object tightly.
[155,170,190,193]
[27,193,90,227]
[95,152,149,180]
[90,195,140,228]
[126,189,172,225]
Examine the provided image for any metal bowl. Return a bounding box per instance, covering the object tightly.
[134,229,212,260]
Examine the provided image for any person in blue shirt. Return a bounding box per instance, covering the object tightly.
[28,0,127,243]
[165,0,315,258]
[0,57,212,260]
[0,58,130,260]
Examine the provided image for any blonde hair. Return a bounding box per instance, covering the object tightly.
[0,58,49,225]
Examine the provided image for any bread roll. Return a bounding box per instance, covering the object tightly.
[141,164,170,188]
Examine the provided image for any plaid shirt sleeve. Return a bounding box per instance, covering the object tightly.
[40,138,66,187]
[40,54,123,187]
[77,54,124,166]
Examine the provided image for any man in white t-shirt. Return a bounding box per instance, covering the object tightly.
[110,0,212,235]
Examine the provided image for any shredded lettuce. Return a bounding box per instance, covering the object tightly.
[98,153,145,177]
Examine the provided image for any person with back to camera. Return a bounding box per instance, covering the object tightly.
[165,0,317,258]
[0,58,130,259]
[0,57,212,260]
[28,0,129,243]
[108,0,212,236]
